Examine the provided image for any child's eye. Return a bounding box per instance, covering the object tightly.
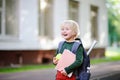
[66,27,71,30]
[61,28,64,30]
[66,28,69,30]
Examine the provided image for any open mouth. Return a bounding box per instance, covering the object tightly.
[63,34,68,37]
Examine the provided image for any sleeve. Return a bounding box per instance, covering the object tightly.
[65,44,83,74]
[54,41,64,57]
[54,48,59,57]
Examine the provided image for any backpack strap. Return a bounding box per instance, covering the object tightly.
[58,41,81,54]
[75,38,90,70]
[71,41,81,54]
[58,41,65,53]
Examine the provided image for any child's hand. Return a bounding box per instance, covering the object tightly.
[61,69,67,76]
[53,57,59,65]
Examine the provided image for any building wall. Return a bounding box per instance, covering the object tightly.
[0,50,55,66]
[53,0,108,49]
[0,0,108,50]
[78,0,108,48]
[0,0,40,50]
[0,0,108,66]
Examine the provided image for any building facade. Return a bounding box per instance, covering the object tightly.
[0,0,108,66]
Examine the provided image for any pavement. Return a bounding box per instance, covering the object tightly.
[0,61,120,80]
[90,61,120,80]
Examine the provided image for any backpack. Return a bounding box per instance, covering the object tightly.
[58,39,91,80]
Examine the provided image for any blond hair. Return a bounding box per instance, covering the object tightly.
[60,20,80,38]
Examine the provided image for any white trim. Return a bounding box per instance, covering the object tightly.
[0,35,19,41]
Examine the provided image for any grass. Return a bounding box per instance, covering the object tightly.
[0,47,120,73]
[105,47,120,57]
[91,56,120,64]
[91,47,120,64]
[0,64,54,73]
[1,56,120,73]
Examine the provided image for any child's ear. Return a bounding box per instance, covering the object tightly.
[72,31,77,37]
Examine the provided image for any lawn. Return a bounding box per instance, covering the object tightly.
[90,56,120,64]
[0,64,54,73]
[91,47,120,64]
[105,47,120,57]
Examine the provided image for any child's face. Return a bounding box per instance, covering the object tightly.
[61,24,76,41]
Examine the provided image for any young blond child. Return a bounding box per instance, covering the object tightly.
[53,20,83,80]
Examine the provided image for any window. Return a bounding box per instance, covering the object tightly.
[69,0,79,22]
[5,0,19,36]
[0,11,1,34]
[90,5,98,40]
[38,0,53,39]
[0,0,2,7]
[0,0,19,39]
[0,0,2,34]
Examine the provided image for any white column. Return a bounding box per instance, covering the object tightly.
[79,1,92,48]
[18,0,40,49]
[53,0,68,39]
[19,0,38,42]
